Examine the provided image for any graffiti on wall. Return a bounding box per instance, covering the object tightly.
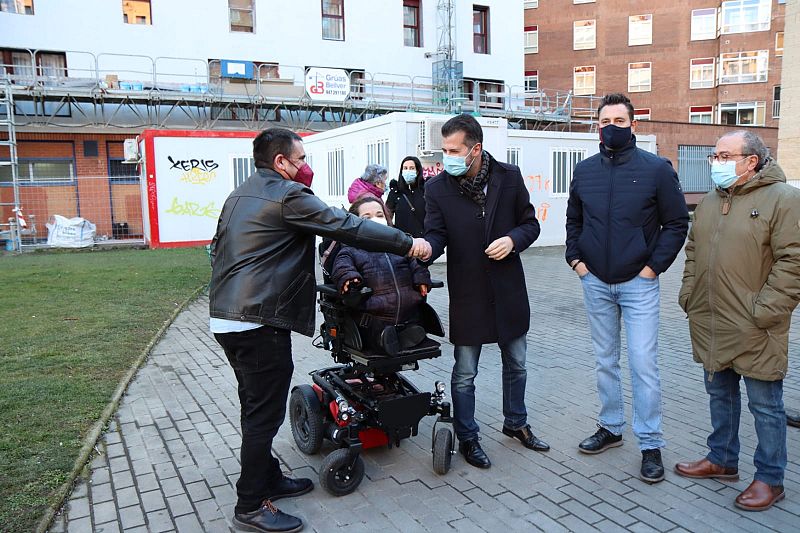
[164,197,221,219]
[167,156,219,185]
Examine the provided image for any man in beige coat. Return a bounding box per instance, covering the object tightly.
[676,130,800,511]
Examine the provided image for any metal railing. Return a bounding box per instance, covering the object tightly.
[0,48,592,122]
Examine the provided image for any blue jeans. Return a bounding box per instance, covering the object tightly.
[581,272,665,450]
[451,334,528,442]
[704,368,786,486]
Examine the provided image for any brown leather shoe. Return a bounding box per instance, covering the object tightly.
[735,480,785,511]
[674,458,739,480]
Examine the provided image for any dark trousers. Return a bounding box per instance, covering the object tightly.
[214,326,294,514]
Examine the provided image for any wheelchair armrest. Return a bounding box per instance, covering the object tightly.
[317,284,339,297]
[430,279,444,289]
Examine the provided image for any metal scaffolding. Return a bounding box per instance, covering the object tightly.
[0,81,22,252]
[1,49,599,134]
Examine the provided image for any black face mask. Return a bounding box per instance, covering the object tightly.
[600,124,632,151]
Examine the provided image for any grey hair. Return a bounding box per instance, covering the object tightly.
[720,130,770,170]
[361,163,388,184]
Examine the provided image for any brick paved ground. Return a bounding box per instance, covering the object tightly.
[50,245,800,532]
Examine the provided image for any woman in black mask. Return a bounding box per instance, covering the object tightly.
[386,156,426,238]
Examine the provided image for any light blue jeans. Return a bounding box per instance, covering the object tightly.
[581,271,665,450]
[451,334,528,442]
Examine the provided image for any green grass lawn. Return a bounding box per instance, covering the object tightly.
[0,247,210,532]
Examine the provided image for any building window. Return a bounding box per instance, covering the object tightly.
[229,0,254,32]
[573,20,596,50]
[327,147,345,196]
[720,0,770,34]
[719,101,766,126]
[507,147,522,168]
[628,14,652,46]
[776,32,784,56]
[231,155,256,188]
[719,50,768,84]
[109,159,140,182]
[122,0,151,24]
[0,0,34,15]
[524,26,538,54]
[403,1,421,47]
[322,0,345,41]
[0,159,75,183]
[690,105,714,123]
[551,148,586,196]
[366,139,389,167]
[473,6,489,54]
[691,8,717,40]
[628,62,651,93]
[773,86,780,118]
[462,78,504,107]
[524,1,538,8]
[690,58,716,89]
[634,108,651,121]
[573,65,595,96]
[1,49,67,80]
[678,145,715,193]
[524,70,539,92]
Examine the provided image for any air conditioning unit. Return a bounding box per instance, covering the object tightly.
[418,117,449,156]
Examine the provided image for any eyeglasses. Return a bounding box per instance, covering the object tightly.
[707,153,751,165]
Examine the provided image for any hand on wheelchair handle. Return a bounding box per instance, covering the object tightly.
[342,278,362,293]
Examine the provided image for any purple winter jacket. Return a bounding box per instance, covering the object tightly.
[331,244,431,325]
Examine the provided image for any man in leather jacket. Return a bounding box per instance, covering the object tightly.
[209,128,431,533]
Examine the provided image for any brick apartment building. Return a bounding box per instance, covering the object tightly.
[524,0,786,196]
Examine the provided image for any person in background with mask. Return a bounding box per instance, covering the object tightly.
[387,156,427,238]
[565,93,689,484]
[424,113,549,470]
[209,128,431,533]
[675,131,800,511]
[347,163,389,204]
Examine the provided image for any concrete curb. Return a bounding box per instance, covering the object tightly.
[35,284,207,533]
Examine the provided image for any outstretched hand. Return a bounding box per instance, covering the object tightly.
[408,238,432,261]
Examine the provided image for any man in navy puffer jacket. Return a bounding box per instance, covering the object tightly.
[565,93,689,484]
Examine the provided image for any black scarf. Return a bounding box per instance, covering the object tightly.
[456,150,493,209]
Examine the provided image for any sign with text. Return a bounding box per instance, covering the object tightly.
[305,67,349,102]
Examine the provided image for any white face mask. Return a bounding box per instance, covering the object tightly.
[366,216,387,226]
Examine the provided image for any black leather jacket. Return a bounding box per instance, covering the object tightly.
[209,169,413,336]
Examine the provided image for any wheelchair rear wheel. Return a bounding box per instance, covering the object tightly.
[289,385,325,455]
[432,427,453,475]
[320,448,365,496]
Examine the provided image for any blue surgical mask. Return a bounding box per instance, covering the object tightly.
[710,161,743,189]
[401,170,417,183]
[443,144,478,177]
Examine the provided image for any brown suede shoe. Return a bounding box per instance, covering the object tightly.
[674,458,739,480]
[735,480,785,511]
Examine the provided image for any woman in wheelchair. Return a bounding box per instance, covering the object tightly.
[330,197,431,356]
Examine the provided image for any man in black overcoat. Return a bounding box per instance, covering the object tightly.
[424,114,549,468]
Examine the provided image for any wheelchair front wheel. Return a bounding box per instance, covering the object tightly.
[432,427,453,475]
[319,448,365,496]
[289,385,325,455]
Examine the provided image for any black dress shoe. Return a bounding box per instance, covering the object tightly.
[458,438,491,469]
[640,449,665,483]
[502,424,550,452]
[233,500,303,533]
[787,409,800,428]
[265,476,314,502]
[578,425,623,454]
[398,324,426,349]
